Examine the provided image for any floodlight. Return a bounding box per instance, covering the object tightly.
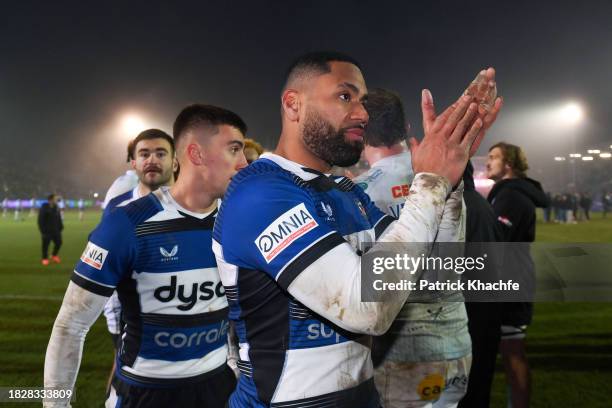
[121,114,147,136]
[559,102,584,125]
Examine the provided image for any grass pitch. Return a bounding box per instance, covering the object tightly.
[0,210,611,407]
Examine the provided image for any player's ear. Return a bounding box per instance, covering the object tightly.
[187,143,204,165]
[172,156,179,172]
[130,159,137,170]
[281,89,301,122]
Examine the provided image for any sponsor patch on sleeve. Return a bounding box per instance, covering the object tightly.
[80,241,109,270]
[255,203,318,263]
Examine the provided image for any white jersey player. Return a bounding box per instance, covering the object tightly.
[355,88,472,408]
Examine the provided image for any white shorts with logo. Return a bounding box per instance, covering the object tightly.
[374,354,472,408]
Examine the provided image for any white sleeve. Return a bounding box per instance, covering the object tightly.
[102,173,138,209]
[436,181,465,243]
[43,282,108,408]
[287,173,451,336]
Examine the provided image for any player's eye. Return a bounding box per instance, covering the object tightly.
[339,93,351,102]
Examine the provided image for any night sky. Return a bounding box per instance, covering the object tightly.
[2,0,611,196]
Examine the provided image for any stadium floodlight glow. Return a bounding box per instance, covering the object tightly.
[600,153,612,159]
[554,156,566,161]
[569,153,582,158]
[93,193,99,198]
[121,114,147,136]
[559,102,584,125]
[587,149,601,154]
[582,156,594,161]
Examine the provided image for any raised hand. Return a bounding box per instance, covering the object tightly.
[409,68,503,185]
[464,67,503,156]
[409,90,482,186]
[465,67,497,115]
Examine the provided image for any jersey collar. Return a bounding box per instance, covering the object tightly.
[259,152,328,181]
[155,187,218,220]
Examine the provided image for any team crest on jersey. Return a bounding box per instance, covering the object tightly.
[355,200,368,220]
[160,245,179,262]
[255,203,318,263]
[80,241,108,270]
[320,202,335,222]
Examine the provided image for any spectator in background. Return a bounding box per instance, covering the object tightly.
[566,193,575,224]
[459,161,504,408]
[38,194,63,266]
[602,191,610,218]
[29,197,36,217]
[486,142,548,408]
[56,196,65,220]
[579,192,592,221]
[243,138,264,164]
[14,199,22,221]
[570,193,578,223]
[543,192,552,222]
[552,194,562,223]
[77,198,85,221]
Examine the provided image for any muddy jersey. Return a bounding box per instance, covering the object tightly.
[213,153,395,408]
[357,152,470,363]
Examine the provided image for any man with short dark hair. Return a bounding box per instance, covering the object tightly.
[44,104,248,408]
[213,51,501,407]
[354,88,413,217]
[356,88,472,408]
[486,142,548,408]
[38,194,63,266]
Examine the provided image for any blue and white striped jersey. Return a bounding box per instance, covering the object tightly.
[101,185,142,334]
[102,185,141,218]
[213,153,395,408]
[73,187,229,386]
[101,170,139,210]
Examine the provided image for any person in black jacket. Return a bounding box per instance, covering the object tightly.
[458,161,504,408]
[486,142,549,408]
[38,193,64,266]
